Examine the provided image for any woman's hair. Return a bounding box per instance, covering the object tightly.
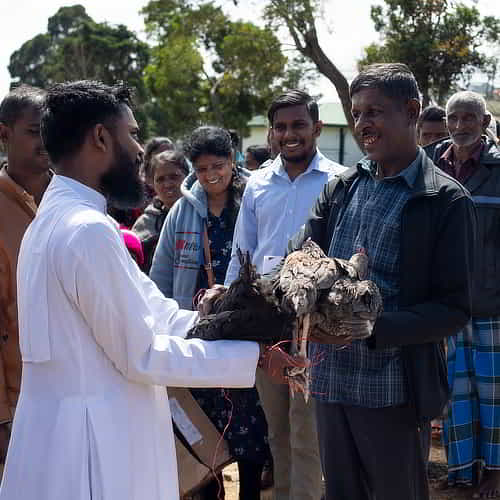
[151,150,190,178]
[185,126,232,164]
[142,136,175,183]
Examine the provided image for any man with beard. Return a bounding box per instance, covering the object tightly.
[225,89,346,500]
[287,64,475,500]
[0,81,303,500]
[0,85,49,473]
[426,91,500,499]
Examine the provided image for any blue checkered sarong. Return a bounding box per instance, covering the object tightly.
[443,317,500,486]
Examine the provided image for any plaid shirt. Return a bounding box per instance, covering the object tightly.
[310,149,422,407]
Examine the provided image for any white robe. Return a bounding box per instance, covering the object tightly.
[0,175,259,500]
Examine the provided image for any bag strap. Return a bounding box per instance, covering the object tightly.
[202,222,215,289]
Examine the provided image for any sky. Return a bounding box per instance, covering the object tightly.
[0,0,498,102]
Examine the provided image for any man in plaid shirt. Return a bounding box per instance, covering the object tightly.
[289,64,476,500]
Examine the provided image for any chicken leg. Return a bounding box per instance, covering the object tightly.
[288,313,310,401]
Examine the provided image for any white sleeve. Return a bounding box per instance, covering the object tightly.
[58,220,259,388]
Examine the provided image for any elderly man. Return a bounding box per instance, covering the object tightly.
[426,91,500,499]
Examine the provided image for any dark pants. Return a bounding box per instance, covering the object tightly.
[316,401,429,500]
[238,460,264,500]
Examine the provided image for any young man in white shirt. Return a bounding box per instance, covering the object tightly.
[225,89,346,500]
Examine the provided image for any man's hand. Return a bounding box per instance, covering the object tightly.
[195,285,227,318]
[309,326,352,346]
[258,345,309,385]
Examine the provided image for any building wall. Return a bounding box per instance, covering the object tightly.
[242,125,362,167]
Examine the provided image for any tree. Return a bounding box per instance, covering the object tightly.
[141,0,306,136]
[263,0,356,135]
[8,5,151,137]
[359,0,500,105]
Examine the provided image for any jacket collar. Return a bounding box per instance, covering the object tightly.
[343,148,439,197]
[431,136,500,193]
[432,136,500,166]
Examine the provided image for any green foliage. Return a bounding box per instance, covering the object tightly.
[141,0,309,136]
[359,0,500,105]
[8,5,151,138]
[9,1,315,140]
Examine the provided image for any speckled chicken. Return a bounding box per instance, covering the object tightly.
[187,240,382,400]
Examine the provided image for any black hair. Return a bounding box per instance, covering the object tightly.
[40,80,134,164]
[151,150,190,178]
[142,136,175,182]
[185,126,232,164]
[228,129,240,148]
[267,89,319,125]
[350,63,420,105]
[246,145,271,166]
[0,84,46,126]
[417,105,446,129]
[186,125,245,228]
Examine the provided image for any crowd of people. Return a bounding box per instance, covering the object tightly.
[0,62,499,500]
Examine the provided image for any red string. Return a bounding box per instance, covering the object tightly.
[208,389,234,500]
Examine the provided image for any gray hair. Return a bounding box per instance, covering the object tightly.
[446,91,487,118]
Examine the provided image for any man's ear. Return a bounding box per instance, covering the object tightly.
[407,99,421,124]
[0,123,10,150]
[91,124,112,153]
[313,120,323,139]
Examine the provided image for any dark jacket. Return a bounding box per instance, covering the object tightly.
[426,138,500,317]
[290,151,476,422]
[132,198,168,274]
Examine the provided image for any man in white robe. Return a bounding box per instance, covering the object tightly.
[0,81,301,500]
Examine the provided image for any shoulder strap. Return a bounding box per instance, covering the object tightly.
[202,222,215,288]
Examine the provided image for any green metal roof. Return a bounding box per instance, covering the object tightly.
[248,101,348,127]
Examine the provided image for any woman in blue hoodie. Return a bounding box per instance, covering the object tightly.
[150,126,271,500]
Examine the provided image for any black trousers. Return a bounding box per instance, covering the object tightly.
[316,401,429,500]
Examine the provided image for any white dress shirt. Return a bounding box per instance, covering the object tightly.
[225,150,346,284]
[0,174,259,500]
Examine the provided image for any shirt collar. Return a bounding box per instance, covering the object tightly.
[0,164,38,213]
[440,138,484,166]
[270,150,327,179]
[358,148,422,188]
[57,175,107,213]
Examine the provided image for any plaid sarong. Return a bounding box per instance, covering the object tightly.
[443,317,500,486]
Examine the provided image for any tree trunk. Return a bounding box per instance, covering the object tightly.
[209,75,224,126]
[299,29,363,151]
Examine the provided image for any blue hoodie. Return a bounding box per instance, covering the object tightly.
[150,167,250,310]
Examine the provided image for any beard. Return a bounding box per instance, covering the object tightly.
[281,151,311,164]
[100,141,145,210]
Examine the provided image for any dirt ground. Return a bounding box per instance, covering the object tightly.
[222,439,473,500]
